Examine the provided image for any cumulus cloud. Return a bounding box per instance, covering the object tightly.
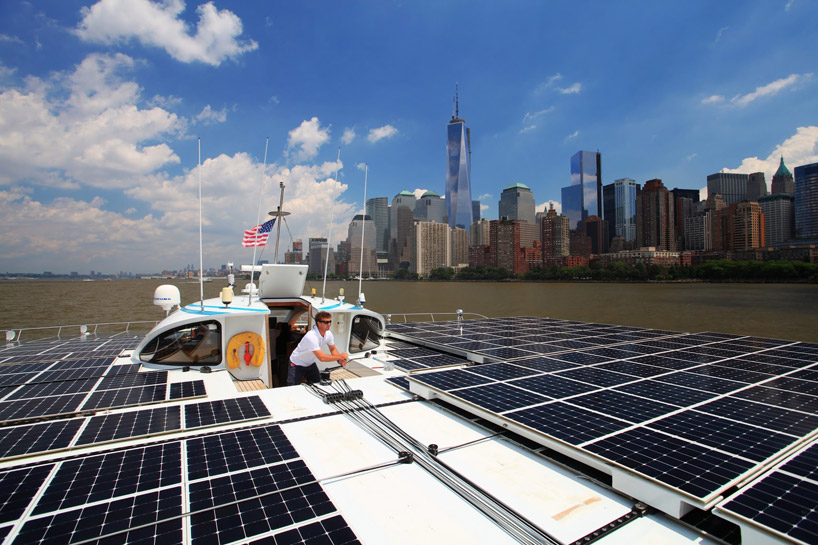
[556,82,582,95]
[341,128,356,145]
[0,52,183,189]
[536,200,562,215]
[76,0,258,66]
[195,104,228,125]
[287,117,330,162]
[566,130,579,140]
[721,126,818,178]
[701,95,724,105]
[367,124,398,143]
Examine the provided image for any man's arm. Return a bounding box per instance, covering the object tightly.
[311,347,349,366]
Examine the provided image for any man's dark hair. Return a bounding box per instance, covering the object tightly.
[314,311,331,323]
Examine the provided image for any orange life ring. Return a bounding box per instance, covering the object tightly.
[226,331,265,369]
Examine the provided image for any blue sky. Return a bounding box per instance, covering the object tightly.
[1,0,816,274]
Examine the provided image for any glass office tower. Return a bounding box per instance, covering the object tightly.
[446,103,473,230]
[561,150,602,231]
[614,178,637,242]
[794,162,818,239]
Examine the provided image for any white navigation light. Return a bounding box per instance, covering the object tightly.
[358,292,366,307]
[221,286,233,307]
[5,330,14,342]
[153,284,181,315]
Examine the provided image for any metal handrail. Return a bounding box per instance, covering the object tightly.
[384,312,488,324]
[2,320,159,343]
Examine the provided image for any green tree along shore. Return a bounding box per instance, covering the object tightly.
[417,260,818,282]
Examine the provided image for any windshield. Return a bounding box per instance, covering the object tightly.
[349,315,383,353]
[139,321,221,365]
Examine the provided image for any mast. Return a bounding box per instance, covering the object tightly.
[197,138,204,312]
[248,138,270,305]
[321,148,342,302]
[358,164,367,300]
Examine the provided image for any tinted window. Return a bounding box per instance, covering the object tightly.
[140,321,221,365]
[349,315,383,353]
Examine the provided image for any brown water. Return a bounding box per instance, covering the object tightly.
[2,278,817,343]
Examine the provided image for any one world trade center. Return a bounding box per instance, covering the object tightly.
[446,88,473,231]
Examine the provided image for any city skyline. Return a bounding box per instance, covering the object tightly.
[1,1,817,274]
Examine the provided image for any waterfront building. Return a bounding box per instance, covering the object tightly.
[308,237,332,276]
[446,91,473,230]
[707,172,748,205]
[472,200,481,222]
[365,197,390,253]
[390,190,417,251]
[746,172,768,202]
[334,240,349,276]
[561,150,602,231]
[284,239,303,264]
[413,221,450,278]
[569,231,592,258]
[583,215,608,255]
[636,179,676,251]
[470,218,491,246]
[415,191,447,224]
[468,244,491,268]
[347,215,378,276]
[541,206,570,265]
[450,227,469,267]
[612,179,638,243]
[758,194,794,245]
[519,221,540,248]
[499,183,536,224]
[772,157,794,196]
[599,248,686,268]
[391,205,415,269]
[489,219,526,274]
[672,188,700,250]
[795,162,818,239]
[715,202,766,251]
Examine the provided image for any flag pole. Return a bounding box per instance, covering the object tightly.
[198,138,204,312]
[249,138,270,305]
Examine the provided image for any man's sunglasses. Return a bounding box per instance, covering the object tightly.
[317,320,331,324]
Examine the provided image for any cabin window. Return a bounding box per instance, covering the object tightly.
[139,321,222,365]
[349,315,382,353]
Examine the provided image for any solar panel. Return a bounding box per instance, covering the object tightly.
[80,384,166,411]
[0,419,83,459]
[0,465,54,524]
[96,370,167,390]
[168,380,207,400]
[4,377,99,401]
[184,395,271,428]
[0,394,87,423]
[76,406,182,445]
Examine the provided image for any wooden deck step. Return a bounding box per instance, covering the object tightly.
[234,379,267,392]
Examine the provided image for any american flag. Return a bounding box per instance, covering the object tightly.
[242,219,275,247]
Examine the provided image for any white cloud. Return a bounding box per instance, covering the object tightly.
[195,104,228,125]
[342,128,356,145]
[286,117,330,162]
[412,188,428,199]
[786,0,796,11]
[701,95,724,104]
[686,153,697,161]
[519,125,536,134]
[0,53,183,189]
[76,0,258,66]
[367,124,398,143]
[477,193,492,201]
[356,162,367,171]
[721,126,818,179]
[556,82,582,95]
[523,108,554,123]
[566,130,579,140]
[714,26,729,43]
[536,200,562,215]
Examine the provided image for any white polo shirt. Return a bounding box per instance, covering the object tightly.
[290,326,335,367]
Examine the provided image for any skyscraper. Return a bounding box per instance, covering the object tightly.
[446,89,473,230]
[706,172,748,205]
[636,179,676,251]
[561,150,602,231]
[389,190,416,260]
[758,194,794,245]
[772,157,794,196]
[498,183,536,224]
[746,172,768,202]
[612,178,637,242]
[415,191,447,223]
[794,162,818,239]
[365,197,389,253]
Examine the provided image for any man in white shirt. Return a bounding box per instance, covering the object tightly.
[288,311,349,385]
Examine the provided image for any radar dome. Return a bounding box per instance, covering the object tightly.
[153,285,181,314]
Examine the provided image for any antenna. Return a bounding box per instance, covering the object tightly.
[321,147,342,302]
[358,164,368,301]
[455,82,460,119]
[248,137,270,305]
[197,138,204,312]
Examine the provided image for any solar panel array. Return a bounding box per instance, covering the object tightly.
[391,317,818,540]
[0,423,360,545]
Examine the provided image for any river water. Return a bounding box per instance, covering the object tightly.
[2,278,816,343]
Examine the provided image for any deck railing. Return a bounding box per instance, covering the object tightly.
[384,312,488,324]
[3,321,159,343]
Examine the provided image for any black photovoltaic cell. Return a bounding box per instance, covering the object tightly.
[0,372,41,387]
[96,371,167,390]
[186,424,298,480]
[168,380,207,400]
[512,356,577,373]
[32,367,103,383]
[409,353,469,367]
[568,390,679,423]
[80,384,166,410]
[686,365,774,384]
[595,360,670,378]
[586,427,756,499]
[105,363,143,376]
[247,514,360,545]
[719,470,818,544]
[508,374,597,399]
[0,394,87,422]
[466,363,541,381]
[780,443,818,481]
[452,382,550,413]
[390,358,428,372]
[0,465,54,523]
[763,376,818,396]
[184,395,271,428]
[554,367,637,387]
[408,369,493,392]
[76,406,182,445]
[14,487,183,545]
[189,460,335,544]
[654,371,746,394]
[614,380,717,407]
[506,402,630,445]
[734,386,818,413]
[5,377,99,401]
[478,346,537,360]
[385,376,411,391]
[49,357,112,370]
[628,354,702,370]
[33,442,181,515]
[0,419,83,459]
[0,362,55,373]
[694,397,818,437]
[647,411,798,463]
